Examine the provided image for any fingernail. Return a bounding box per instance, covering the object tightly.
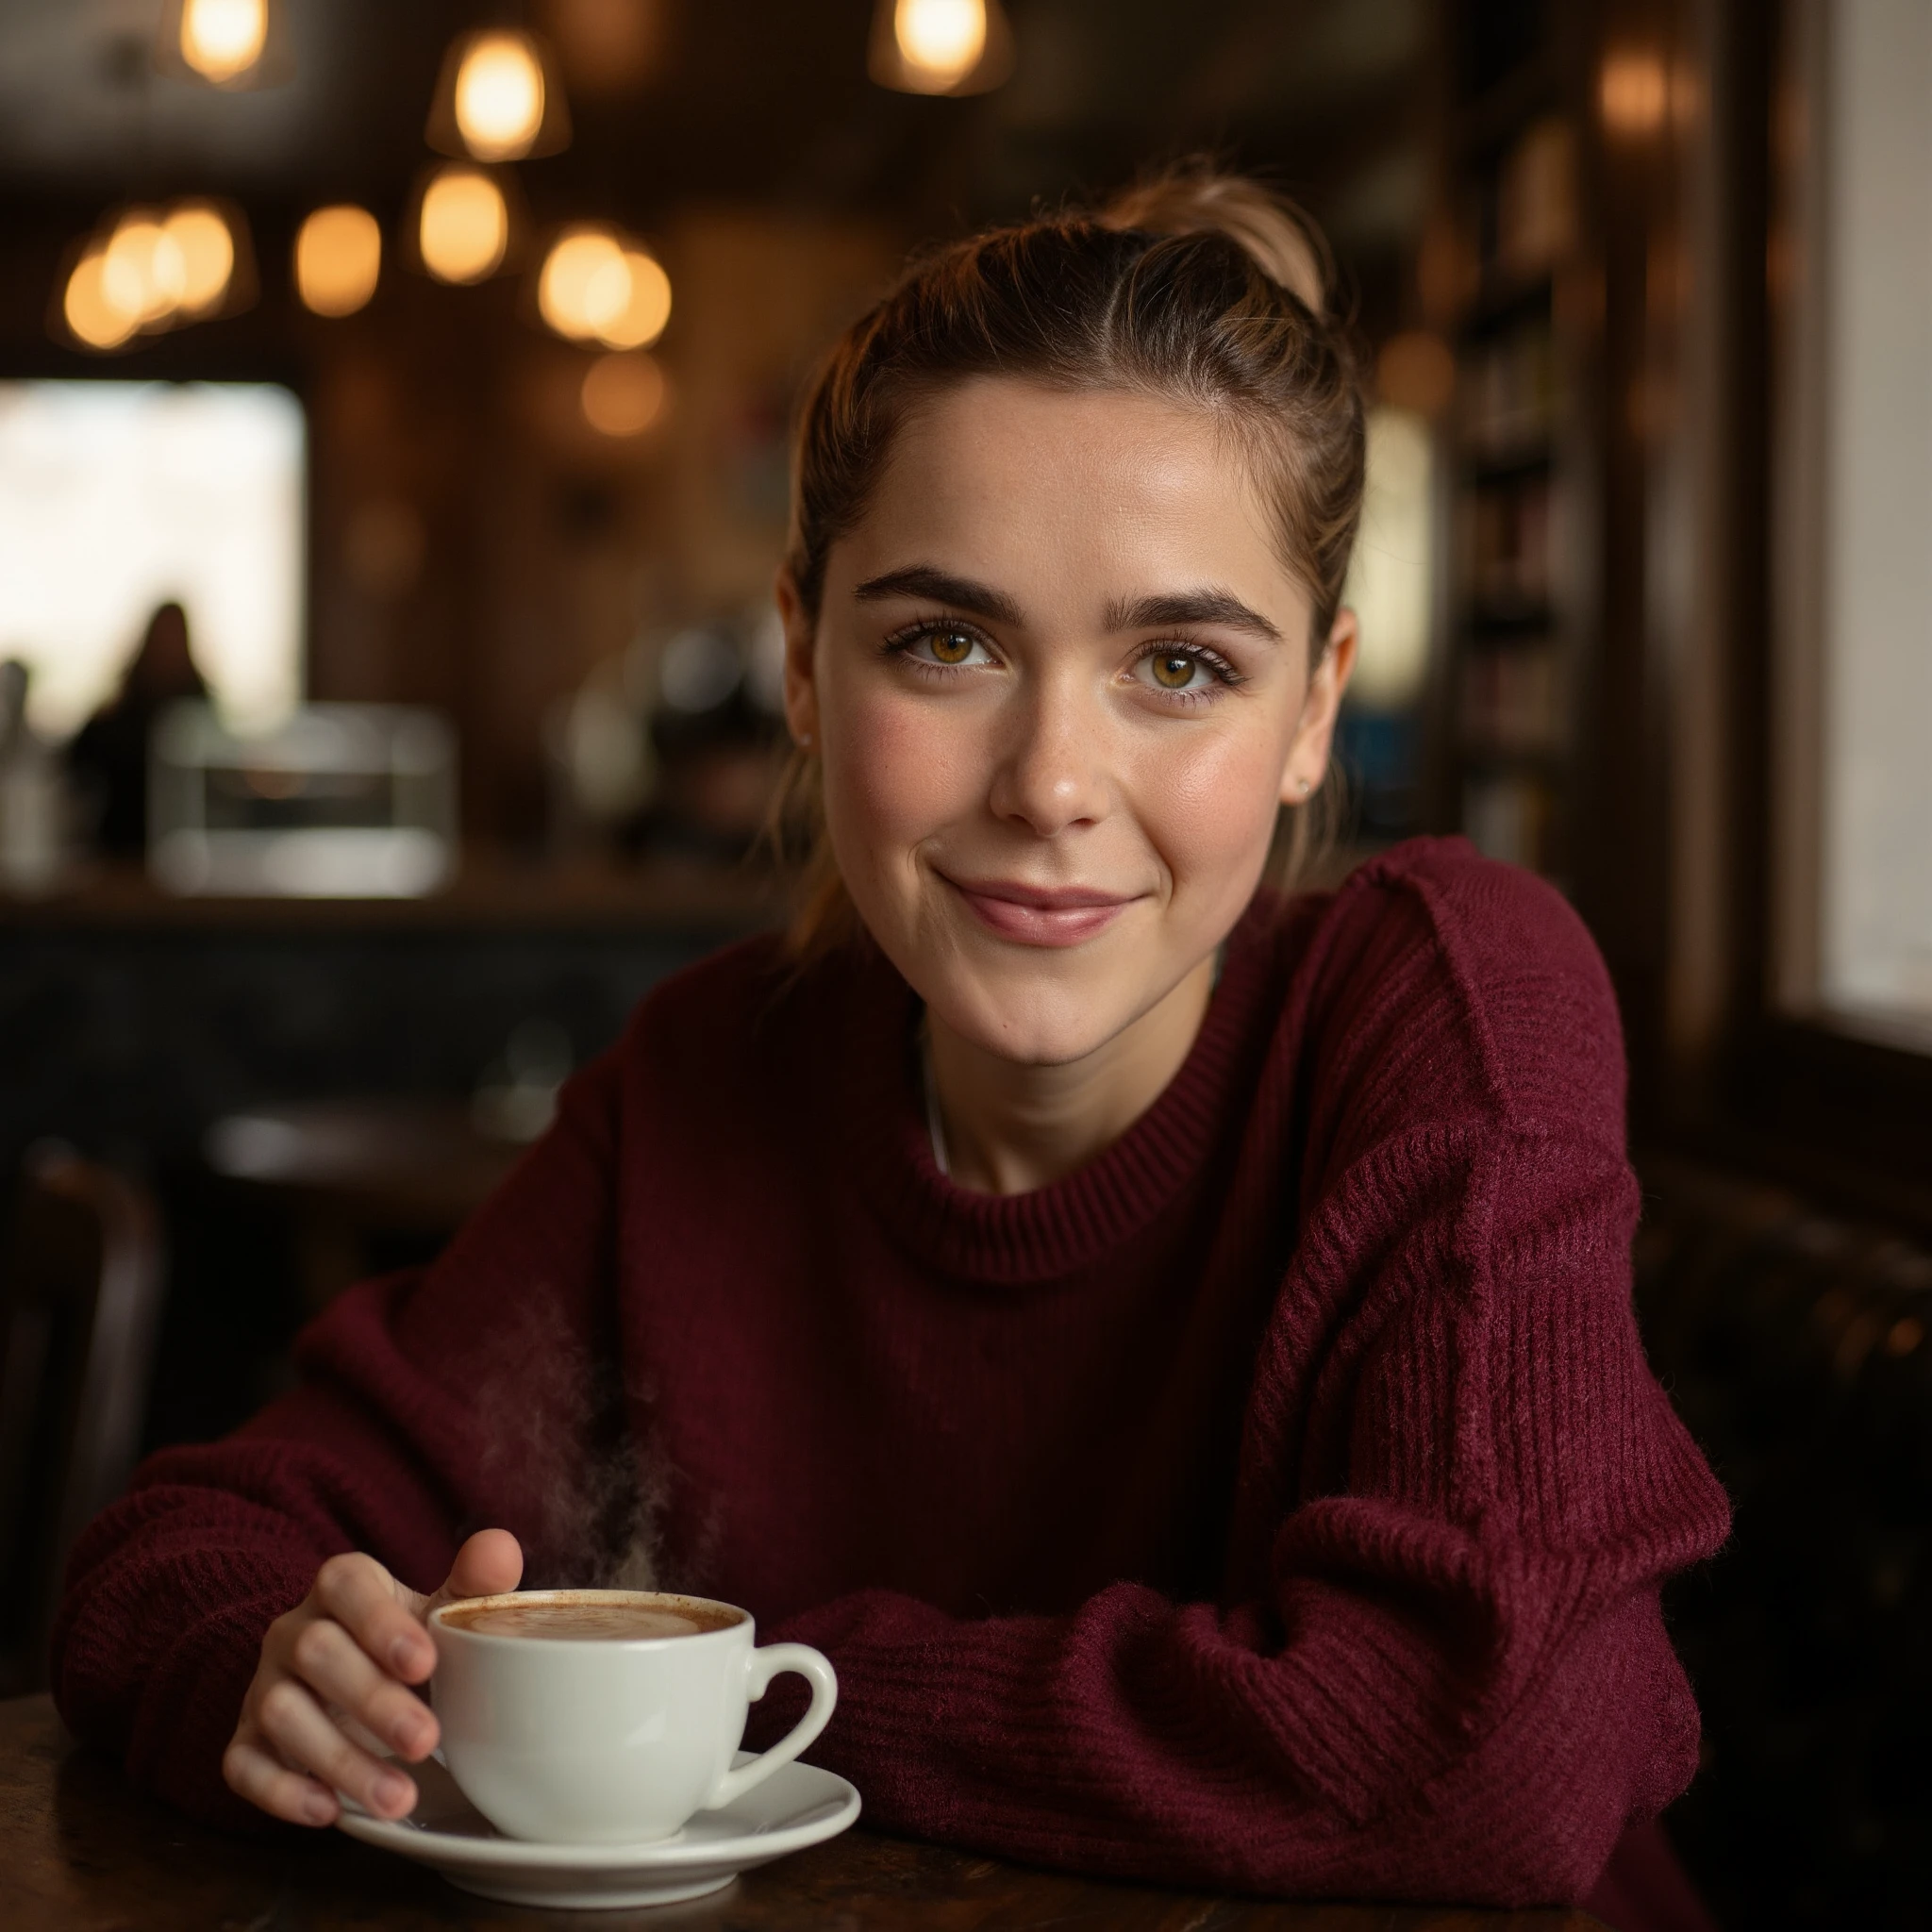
[375,1771,412,1814]
[303,1790,336,1825]
[395,1717,432,1756]
[391,1635,425,1674]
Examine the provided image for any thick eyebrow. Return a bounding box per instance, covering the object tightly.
[852,568,1284,646]
[1105,588,1284,644]
[853,565,1024,626]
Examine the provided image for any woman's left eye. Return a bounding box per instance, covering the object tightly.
[1135,647,1220,695]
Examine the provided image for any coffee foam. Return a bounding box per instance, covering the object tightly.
[439,1593,741,1641]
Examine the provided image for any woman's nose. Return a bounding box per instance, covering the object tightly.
[985,676,1110,837]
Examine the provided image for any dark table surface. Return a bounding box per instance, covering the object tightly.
[1,1694,1604,1931]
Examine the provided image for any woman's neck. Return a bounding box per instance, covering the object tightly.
[924,954,1217,1196]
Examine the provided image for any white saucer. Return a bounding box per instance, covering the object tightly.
[337,1750,861,1909]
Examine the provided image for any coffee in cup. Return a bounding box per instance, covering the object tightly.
[428,1588,837,1845]
[438,1597,741,1641]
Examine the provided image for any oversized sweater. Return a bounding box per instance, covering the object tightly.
[52,837,1730,1910]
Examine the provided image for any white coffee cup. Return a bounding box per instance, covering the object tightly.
[427,1588,838,1845]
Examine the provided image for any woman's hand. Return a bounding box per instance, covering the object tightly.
[223,1528,523,1825]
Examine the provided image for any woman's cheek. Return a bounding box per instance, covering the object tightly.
[825,683,986,870]
[1138,724,1289,901]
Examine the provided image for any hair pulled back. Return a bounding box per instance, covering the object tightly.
[788,162,1365,641]
[778,163,1366,952]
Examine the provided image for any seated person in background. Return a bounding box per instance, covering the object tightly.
[66,599,207,859]
[52,168,1728,1930]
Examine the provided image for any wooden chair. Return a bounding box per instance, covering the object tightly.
[0,1145,162,1695]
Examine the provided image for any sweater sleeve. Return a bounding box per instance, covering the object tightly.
[772,1126,1726,1907]
[769,858,1731,1907]
[48,1051,625,1830]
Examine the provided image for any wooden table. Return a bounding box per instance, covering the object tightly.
[0,1695,1603,1930]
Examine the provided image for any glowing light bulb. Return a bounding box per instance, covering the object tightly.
[419,167,508,285]
[539,226,629,341]
[894,0,986,89]
[454,31,546,161]
[163,203,235,315]
[179,0,268,85]
[581,352,667,437]
[103,211,188,325]
[63,246,139,350]
[1600,50,1668,138]
[594,248,672,349]
[295,205,381,317]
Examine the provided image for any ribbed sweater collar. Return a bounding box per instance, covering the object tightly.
[839,898,1285,1286]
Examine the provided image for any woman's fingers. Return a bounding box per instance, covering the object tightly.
[430,1528,524,1610]
[223,1731,341,1826]
[287,1614,437,1761]
[311,1551,435,1683]
[253,1674,418,1820]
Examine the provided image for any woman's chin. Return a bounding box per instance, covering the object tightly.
[924,977,1139,1070]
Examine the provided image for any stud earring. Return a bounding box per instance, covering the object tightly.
[1295,775,1311,796]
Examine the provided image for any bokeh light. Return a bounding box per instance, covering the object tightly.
[178,0,269,86]
[294,206,382,317]
[540,229,672,350]
[539,226,628,341]
[580,352,667,437]
[598,250,672,349]
[418,167,508,285]
[103,213,187,326]
[894,0,986,88]
[453,31,547,161]
[163,204,236,317]
[61,249,138,352]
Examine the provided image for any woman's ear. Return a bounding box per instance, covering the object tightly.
[774,568,820,751]
[1278,607,1358,807]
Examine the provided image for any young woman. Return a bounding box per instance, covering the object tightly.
[53,169,1728,1921]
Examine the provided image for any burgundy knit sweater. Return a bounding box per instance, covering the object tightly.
[52,838,1729,1912]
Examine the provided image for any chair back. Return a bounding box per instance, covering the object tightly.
[0,1145,162,1694]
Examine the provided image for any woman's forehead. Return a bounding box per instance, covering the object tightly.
[838,377,1307,623]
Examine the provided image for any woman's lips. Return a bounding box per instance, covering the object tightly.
[941,874,1138,947]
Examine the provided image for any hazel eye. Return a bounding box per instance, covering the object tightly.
[1148,650,1203,691]
[928,629,975,665]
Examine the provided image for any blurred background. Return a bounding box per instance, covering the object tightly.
[0,2,1926,1924]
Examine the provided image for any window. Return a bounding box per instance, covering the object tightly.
[0,380,304,739]
[1776,0,1932,1042]
[1338,402,1435,841]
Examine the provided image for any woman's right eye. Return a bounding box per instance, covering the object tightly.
[900,625,993,668]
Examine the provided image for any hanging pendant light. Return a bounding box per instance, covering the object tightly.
[164,202,239,318]
[154,0,291,91]
[295,206,382,317]
[101,210,188,327]
[61,244,140,352]
[536,225,671,351]
[867,0,1015,96]
[412,165,513,286]
[426,28,572,162]
[52,199,252,352]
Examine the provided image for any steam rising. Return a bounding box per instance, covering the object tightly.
[467,1287,670,1593]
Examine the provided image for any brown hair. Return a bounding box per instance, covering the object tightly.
[776,161,1366,953]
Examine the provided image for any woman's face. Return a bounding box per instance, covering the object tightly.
[781,377,1355,1068]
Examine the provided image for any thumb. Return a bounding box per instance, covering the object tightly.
[424,1528,525,1618]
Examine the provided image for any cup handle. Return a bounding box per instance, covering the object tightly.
[707,1642,838,1810]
